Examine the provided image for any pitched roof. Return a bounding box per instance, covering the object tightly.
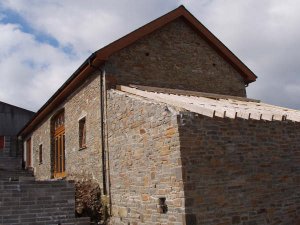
[19,5,257,137]
[117,85,300,122]
[94,5,257,83]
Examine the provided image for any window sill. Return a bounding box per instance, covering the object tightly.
[79,146,87,151]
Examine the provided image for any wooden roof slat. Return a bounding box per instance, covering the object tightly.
[286,114,300,122]
[130,84,259,102]
[117,85,300,123]
[117,85,215,118]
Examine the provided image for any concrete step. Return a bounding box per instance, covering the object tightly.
[0,136,92,224]
[0,172,34,181]
[0,180,82,225]
[0,156,22,170]
[75,217,91,225]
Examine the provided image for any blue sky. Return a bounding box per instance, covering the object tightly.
[1,8,59,47]
[0,0,300,111]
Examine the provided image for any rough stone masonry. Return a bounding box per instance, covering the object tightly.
[20,9,300,225]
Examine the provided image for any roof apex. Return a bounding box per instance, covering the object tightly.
[94,5,257,83]
[19,5,258,138]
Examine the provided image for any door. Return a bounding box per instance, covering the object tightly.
[0,136,4,149]
[26,138,31,168]
[53,111,66,178]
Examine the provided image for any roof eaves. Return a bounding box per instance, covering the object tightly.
[18,53,99,138]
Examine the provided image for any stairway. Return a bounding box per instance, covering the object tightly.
[0,136,90,225]
[0,136,33,181]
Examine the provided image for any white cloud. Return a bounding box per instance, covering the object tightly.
[181,0,300,109]
[0,0,300,111]
[1,0,178,54]
[0,0,179,111]
[0,22,82,111]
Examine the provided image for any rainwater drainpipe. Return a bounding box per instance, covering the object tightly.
[100,67,108,196]
[88,58,111,213]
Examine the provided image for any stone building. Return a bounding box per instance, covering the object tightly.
[0,101,34,157]
[18,6,300,225]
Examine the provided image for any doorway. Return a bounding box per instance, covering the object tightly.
[52,110,66,178]
[26,137,31,168]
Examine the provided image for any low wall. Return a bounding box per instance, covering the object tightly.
[179,113,300,225]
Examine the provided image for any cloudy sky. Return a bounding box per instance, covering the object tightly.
[0,0,299,112]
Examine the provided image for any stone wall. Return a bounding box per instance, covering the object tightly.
[0,179,79,225]
[106,18,247,97]
[107,90,185,225]
[64,72,102,185]
[178,113,300,225]
[26,72,103,222]
[31,119,51,179]
[0,101,34,136]
[29,72,102,184]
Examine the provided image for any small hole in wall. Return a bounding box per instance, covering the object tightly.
[157,197,168,214]
[212,63,216,67]
[145,52,150,56]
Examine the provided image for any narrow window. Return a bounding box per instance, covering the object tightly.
[26,138,32,168]
[0,136,4,149]
[79,117,86,149]
[39,144,43,164]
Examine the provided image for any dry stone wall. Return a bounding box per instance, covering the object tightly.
[107,90,186,225]
[106,18,247,97]
[178,113,300,225]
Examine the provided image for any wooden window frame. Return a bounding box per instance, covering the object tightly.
[79,117,86,149]
[52,109,66,178]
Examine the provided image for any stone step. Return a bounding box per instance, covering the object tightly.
[0,180,81,225]
[0,136,19,157]
[75,217,91,225]
[0,136,91,224]
[0,175,35,182]
[0,156,22,166]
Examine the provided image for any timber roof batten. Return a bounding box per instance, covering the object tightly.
[19,5,258,137]
[117,85,300,122]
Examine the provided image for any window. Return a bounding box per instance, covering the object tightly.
[39,144,43,164]
[0,136,4,149]
[79,117,86,149]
